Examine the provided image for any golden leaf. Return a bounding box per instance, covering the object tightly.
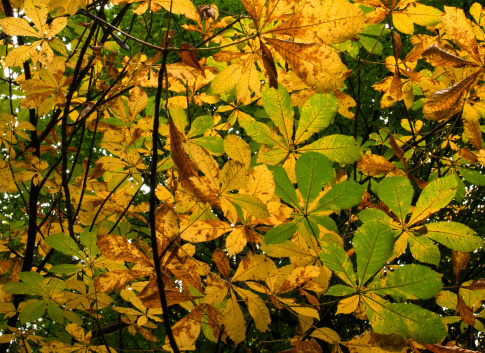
[97,234,153,268]
[357,154,395,176]
[0,17,41,37]
[463,118,482,149]
[224,289,246,344]
[344,330,407,353]
[234,286,271,332]
[223,134,251,168]
[441,6,481,63]
[95,269,153,293]
[180,220,233,243]
[423,70,481,121]
[265,38,348,93]
[310,327,341,345]
[422,44,480,68]
[336,295,360,315]
[165,305,202,351]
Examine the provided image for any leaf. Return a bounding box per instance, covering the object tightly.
[422,44,480,68]
[5,40,42,67]
[45,233,84,259]
[264,221,300,245]
[456,295,475,325]
[426,222,483,251]
[357,154,395,176]
[296,152,335,206]
[294,93,339,144]
[315,179,364,213]
[408,234,441,266]
[0,17,41,37]
[459,168,485,186]
[336,295,360,315]
[310,327,341,344]
[270,166,300,208]
[441,6,481,63]
[20,299,46,324]
[452,250,470,283]
[234,287,271,332]
[423,70,481,121]
[369,264,443,300]
[167,305,202,350]
[180,220,233,243]
[408,176,458,226]
[95,270,152,293]
[224,135,251,168]
[344,331,407,353]
[262,86,294,145]
[224,289,246,344]
[354,222,394,287]
[320,242,356,288]
[179,43,203,71]
[226,193,270,220]
[363,295,447,344]
[374,177,413,224]
[301,134,362,164]
[97,234,153,268]
[426,344,480,353]
[264,38,348,93]
[260,38,278,88]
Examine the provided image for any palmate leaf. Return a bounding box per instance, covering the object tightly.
[320,242,356,288]
[363,294,447,344]
[373,177,413,224]
[354,222,394,288]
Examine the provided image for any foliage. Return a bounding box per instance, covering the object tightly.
[0,0,484,352]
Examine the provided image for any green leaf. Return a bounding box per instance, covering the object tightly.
[80,230,99,257]
[374,177,413,224]
[20,299,47,324]
[459,167,485,186]
[262,86,294,144]
[425,222,483,251]
[320,243,356,288]
[408,176,458,225]
[226,193,270,220]
[408,235,440,266]
[19,271,44,287]
[296,152,335,207]
[363,295,447,344]
[45,233,84,259]
[325,285,355,296]
[264,221,300,245]
[369,264,442,299]
[239,116,286,147]
[354,222,394,287]
[48,300,64,323]
[188,115,214,137]
[192,136,224,154]
[2,282,41,296]
[315,179,364,213]
[358,208,392,225]
[294,93,338,144]
[270,166,300,209]
[49,264,82,274]
[301,134,362,164]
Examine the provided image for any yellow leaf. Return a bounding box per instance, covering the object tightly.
[166,306,202,351]
[95,270,152,293]
[233,253,276,282]
[224,134,251,168]
[4,40,42,67]
[310,327,341,344]
[241,0,265,29]
[224,289,246,344]
[0,17,41,37]
[152,0,197,18]
[234,287,271,332]
[344,330,407,353]
[212,62,244,95]
[240,165,275,203]
[220,160,248,192]
[45,16,67,37]
[97,234,153,268]
[25,0,48,32]
[393,3,442,35]
[180,220,233,242]
[441,6,481,63]
[336,295,360,315]
[226,228,247,256]
[265,38,348,93]
[464,118,482,149]
[129,87,148,120]
[357,154,395,176]
[65,323,85,342]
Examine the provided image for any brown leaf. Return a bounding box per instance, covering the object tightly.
[389,135,404,159]
[179,42,204,72]
[345,330,407,353]
[357,154,395,176]
[408,173,429,189]
[452,250,470,284]
[466,278,485,290]
[390,68,405,101]
[197,5,215,20]
[393,32,401,59]
[259,38,278,89]
[212,248,231,280]
[422,44,479,68]
[138,277,197,308]
[457,148,478,162]
[95,270,152,293]
[241,0,264,29]
[423,70,481,121]
[97,234,153,268]
[456,294,475,326]
[463,118,482,149]
[426,344,480,353]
